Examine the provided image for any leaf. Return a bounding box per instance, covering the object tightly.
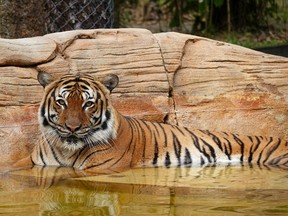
[199,0,208,14]
[213,0,224,7]
[169,13,180,28]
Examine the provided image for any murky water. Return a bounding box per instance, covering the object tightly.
[0,165,287,215]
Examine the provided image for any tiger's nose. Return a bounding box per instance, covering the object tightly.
[65,123,82,132]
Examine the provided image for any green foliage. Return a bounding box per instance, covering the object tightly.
[159,0,226,31]
[161,0,197,29]
[127,0,282,33]
[213,0,225,7]
[115,0,287,49]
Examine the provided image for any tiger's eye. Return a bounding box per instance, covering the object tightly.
[85,101,94,108]
[56,99,66,106]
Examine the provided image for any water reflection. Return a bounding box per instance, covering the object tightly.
[0,165,287,215]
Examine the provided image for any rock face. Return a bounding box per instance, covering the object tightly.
[0,28,287,166]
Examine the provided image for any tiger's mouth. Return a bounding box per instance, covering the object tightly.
[52,125,112,148]
[56,126,89,142]
[66,135,79,144]
[57,131,84,145]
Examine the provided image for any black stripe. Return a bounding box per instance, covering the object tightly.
[39,145,46,166]
[128,118,141,166]
[201,139,216,163]
[61,79,76,85]
[223,137,232,160]
[172,132,182,165]
[50,148,62,165]
[50,88,55,98]
[248,136,261,163]
[222,131,229,136]
[40,104,45,117]
[135,119,146,164]
[152,139,159,166]
[131,119,146,164]
[185,129,201,149]
[62,84,75,90]
[46,138,63,166]
[79,79,93,87]
[105,110,111,120]
[101,121,107,130]
[172,125,186,136]
[47,97,53,124]
[232,134,244,163]
[185,128,216,165]
[165,152,171,167]
[136,119,148,164]
[99,99,104,120]
[205,131,223,151]
[141,121,156,164]
[263,138,282,164]
[30,155,35,165]
[157,123,168,147]
[79,146,114,168]
[96,92,101,100]
[43,118,49,127]
[41,88,55,127]
[79,84,89,90]
[200,156,205,166]
[257,137,273,164]
[184,148,192,165]
[150,122,159,166]
[199,140,212,163]
[92,116,101,125]
[151,122,161,137]
[125,117,135,152]
[85,158,114,169]
[72,146,88,167]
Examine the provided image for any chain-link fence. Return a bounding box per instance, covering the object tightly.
[45,0,114,33]
[0,0,114,38]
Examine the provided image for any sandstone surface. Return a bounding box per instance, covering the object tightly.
[0,28,287,166]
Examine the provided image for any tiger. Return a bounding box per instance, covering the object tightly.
[28,71,287,172]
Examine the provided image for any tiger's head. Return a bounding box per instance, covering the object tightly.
[37,72,119,151]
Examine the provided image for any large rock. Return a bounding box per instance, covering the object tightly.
[0,28,287,167]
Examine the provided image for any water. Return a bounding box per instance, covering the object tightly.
[0,165,287,215]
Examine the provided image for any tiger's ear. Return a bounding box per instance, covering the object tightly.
[103,74,119,92]
[37,71,55,88]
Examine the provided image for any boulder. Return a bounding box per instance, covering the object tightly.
[0,28,287,166]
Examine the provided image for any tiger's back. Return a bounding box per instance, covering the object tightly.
[31,72,288,172]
